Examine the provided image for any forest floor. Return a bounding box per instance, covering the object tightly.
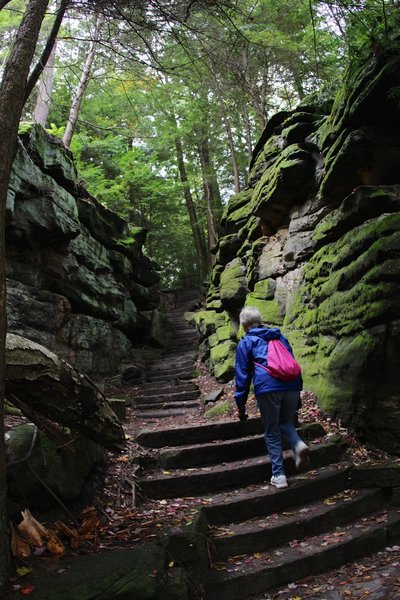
[6,360,400,599]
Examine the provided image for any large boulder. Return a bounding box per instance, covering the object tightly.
[7,424,106,510]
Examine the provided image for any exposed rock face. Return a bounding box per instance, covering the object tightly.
[6,124,169,379]
[6,333,125,450]
[194,49,400,455]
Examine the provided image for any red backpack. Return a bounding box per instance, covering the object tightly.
[255,339,301,381]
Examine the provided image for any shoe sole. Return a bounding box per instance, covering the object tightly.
[270,481,288,489]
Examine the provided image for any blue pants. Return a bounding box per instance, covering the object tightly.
[257,391,302,476]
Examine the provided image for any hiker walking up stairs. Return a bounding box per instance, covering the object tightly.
[133,289,201,420]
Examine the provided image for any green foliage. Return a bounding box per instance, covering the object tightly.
[10,0,392,288]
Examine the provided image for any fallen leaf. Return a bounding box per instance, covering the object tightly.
[45,530,65,556]
[10,524,31,560]
[20,586,35,595]
[79,506,100,540]
[17,510,47,548]
[16,567,32,577]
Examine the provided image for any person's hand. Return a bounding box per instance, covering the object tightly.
[238,406,248,421]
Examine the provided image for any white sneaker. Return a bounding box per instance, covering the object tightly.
[295,440,310,470]
[270,474,288,489]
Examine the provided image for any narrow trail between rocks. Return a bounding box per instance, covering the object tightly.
[10,290,400,600]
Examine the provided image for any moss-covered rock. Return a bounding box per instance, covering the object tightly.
[7,424,106,510]
[193,310,229,337]
[204,400,232,419]
[244,294,283,326]
[210,339,236,382]
[252,144,314,220]
[209,323,236,348]
[220,258,248,310]
[18,122,78,192]
[221,188,253,230]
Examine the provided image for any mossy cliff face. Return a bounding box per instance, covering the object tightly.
[194,49,400,455]
[6,123,167,379]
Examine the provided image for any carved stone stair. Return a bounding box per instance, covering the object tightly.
[132,289,201,419]
[135,416,400,599]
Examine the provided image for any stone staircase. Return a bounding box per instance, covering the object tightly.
[136,417,400,599]
[133,290,201,419]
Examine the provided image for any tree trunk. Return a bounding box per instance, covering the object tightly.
[242,101,253,163]
[174,134,208,280]
[33,40,57,127]
[211,76,241,193]
[196,129,223,257]
[0,0,50,589]
[63,14,101,148]
[24,0,69,104]
[241,49,267,132]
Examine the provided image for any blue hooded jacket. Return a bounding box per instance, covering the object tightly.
[234,326,302,408]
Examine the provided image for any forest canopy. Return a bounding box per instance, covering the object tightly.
[1,0,399,286]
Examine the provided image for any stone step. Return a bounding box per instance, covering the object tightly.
[134,407,199,419]
[166,323,196,331]
[210,487,385,560]
[138,437,347,499]
[173,332,197,339]
[169,335,198,343]
[204,463,352,525]
[167,344,198,353]
[147,365,196,377]
[146,370,197,383]
[135,417,323,449]
[167,345,198,353]
[140,382,199,395]
[158,422,325,469]
[136,417,265,448]
[205,510,400,600]
[134,390,200,405]
[150,357,196,369]
[134,400,199,411]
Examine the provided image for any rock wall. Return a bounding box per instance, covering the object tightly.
[5,124,170,380]
[194,49,400,455]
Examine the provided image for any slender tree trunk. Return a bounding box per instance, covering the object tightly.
[240,49,267,132]
[211,77,241,193]
[242,101,253,163]
[33,40,56,126]
[0,0,50,589]
[174,134,208,280]
[63,14,101,148]
[220,98,241,194]
[196,129,223,258]
[24,0,69,104]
